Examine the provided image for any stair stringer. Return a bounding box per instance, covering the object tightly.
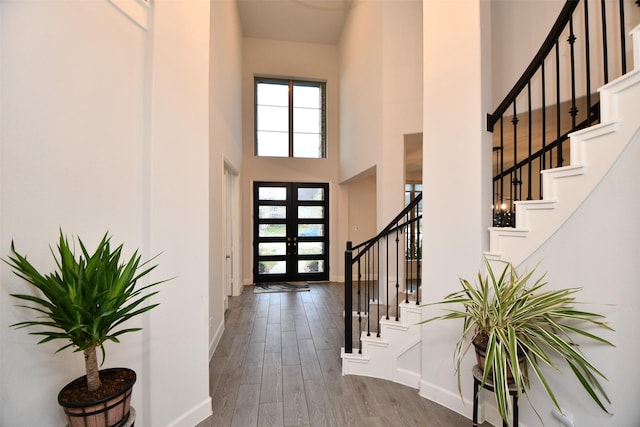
[341,302,423,389]
[486,59,640,267]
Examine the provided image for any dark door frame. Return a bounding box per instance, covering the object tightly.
[253,181,330,283]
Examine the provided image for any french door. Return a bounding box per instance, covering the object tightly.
[253,182,329,283]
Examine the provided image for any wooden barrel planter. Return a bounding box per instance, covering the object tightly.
[59,368,136,427]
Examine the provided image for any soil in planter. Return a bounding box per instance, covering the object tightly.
[473,331,490,350]
[59,369,135,405]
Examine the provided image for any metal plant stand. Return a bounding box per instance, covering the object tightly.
[472,365,520,427]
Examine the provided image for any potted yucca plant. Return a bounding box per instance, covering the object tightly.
[4,230,167,427]
[421,258,614,425]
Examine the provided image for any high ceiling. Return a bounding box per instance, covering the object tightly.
[237,0,352,45]
[237,0,423,180]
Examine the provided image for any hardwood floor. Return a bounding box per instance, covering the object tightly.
[196,282,484,427]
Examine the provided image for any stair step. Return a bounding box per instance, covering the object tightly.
[360,333,388,346]
[488,64,640,266]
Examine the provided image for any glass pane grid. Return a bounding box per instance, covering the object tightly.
[298,260,324,273]
[259,223,286,237]
[298,242,324,255]
[259,260,286,275]
[293,133,322,158]
[297,187,324,201]
[298,224,324,237]
[298,206,323,219]
[259,242,286,256]
[257,131,289,157]
[259,187,287,201]
[259,205,286,219]
[257,82,288,106]
[257,106,288,132]
[294,108,321,133]
[294,85,321,108]
[255,78,325,159]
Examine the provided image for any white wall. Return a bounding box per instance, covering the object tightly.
[339,0,422,228]
[0,1,212,426]
[491,0,564,105]
[146,1,211,425]
[209,0,243,357]
[419,0,493,419]
[512,129,640,427]
[1,2,147,425]
[346,171,377,244]
[339,1,383,183]
[491,0,640,111]
[240,38,342,284]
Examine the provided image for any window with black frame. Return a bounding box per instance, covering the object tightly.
[254,77,326,159]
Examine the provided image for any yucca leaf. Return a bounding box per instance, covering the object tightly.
[109,328,143,337]
[4,230,169,374]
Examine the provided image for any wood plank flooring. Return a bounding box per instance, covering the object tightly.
[196,282,484,427]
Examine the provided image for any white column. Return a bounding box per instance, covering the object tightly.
[419,0,492,419]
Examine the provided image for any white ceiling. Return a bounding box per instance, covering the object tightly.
[237,0,423,179]
[237,0,352,45]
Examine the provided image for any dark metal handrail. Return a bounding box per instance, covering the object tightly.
[488,0,636,227]
[344,193,422,354]
[487,0,581,132]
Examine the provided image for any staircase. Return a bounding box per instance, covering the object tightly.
[341,300,423,388]
[487,37,640,266]
[341,2,640,393]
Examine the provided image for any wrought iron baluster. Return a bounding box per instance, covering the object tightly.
[366,248,371,337]
[356,251,361,320]
[493,157,498,217]
[385,235,389,321]
[541,61,546,199]
[568,15,578,131]
[415,214,421,305]
[585,0,593,127]
[344,241,353,354]
[395,228,399,321]
[602,0,610,84]
[620,0,627,74]
[377,241,380,337]
[527,80,533,200]
[404,216,410,303]
[357,258,362,354]
[555,39,562,167]
[372,241,376,310]
[512,102,519,211]
[500,117,505,215]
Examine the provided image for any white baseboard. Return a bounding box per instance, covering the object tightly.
[209,321,225,361]
[419,379,470,420]
[166,396,212,427]
[419,378,532,427]
[394,367,421,389]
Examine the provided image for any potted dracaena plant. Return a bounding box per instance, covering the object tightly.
[4,230,167,427]
[420,258,614,425]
